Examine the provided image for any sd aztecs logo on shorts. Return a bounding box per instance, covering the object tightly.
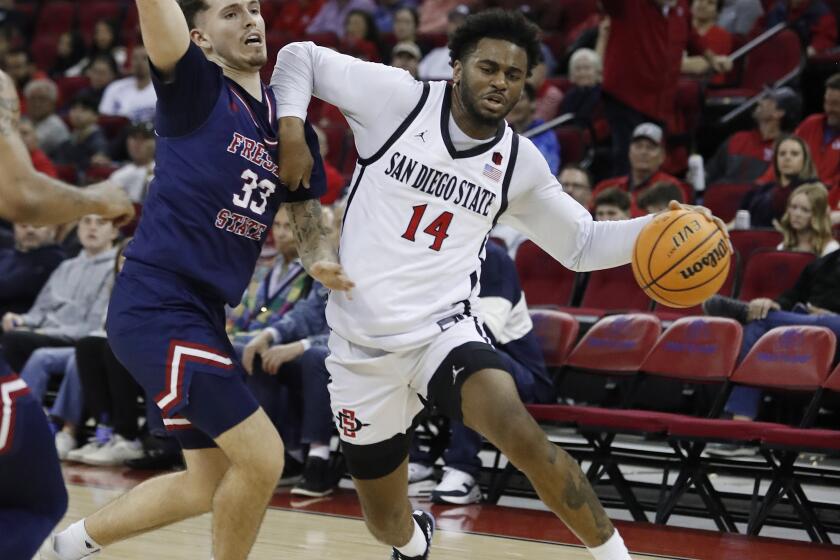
[336,408,370,438]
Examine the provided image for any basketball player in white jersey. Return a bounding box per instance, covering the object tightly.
[273,10,721,560]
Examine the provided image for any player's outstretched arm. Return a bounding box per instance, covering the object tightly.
[287,199,355,293]
[0,71,134,225]
[136,0,191,75]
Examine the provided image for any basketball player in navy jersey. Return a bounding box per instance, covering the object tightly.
[274,10,726,560]
[0,70,133,560]
[49,2,351,560]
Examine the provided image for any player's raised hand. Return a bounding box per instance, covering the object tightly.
[311,261,355,295]
[278,117,313,191]
[86,181,135,226]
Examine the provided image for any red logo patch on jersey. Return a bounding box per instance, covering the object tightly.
[492,152,503,165]
[336,408,370,438]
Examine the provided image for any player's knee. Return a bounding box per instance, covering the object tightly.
[243,441,285,489]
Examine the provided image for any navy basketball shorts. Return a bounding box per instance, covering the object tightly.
[0,376,68,559]
[106,260,259,449]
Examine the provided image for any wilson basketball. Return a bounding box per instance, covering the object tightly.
[631,209,731,308]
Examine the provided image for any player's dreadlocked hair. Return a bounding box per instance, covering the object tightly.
[177,0,210,29]
[448,9,542,75]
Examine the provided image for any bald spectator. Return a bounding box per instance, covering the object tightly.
[390,41,421,78]
[307,0,377,38]
[418,4,469,80]
[507,84,561,174]
[558,165,594,209]
[594,187,632,221]
[98,46,156,123]
[593,123,692,214]
[558,48,602,123]
[602,0,731,175]
[23,79,70,158]
[795,73,840,191]
[755,0,837,56]
[706,86,801,185]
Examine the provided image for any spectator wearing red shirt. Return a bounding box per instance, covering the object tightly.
[592,123,692,215]
[706,86,801,185]
[795,73,840,193]
[312,125,346,205]
[685,0,733,85]
[757,0,837,56]
[601,0,731,175]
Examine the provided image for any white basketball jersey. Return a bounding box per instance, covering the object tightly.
[329,82,520,351]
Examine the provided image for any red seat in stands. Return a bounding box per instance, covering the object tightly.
[514,240,577,307]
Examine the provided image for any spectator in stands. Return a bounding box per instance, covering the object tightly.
[558,48,602,124]
[408,242,554,504]
[754,0,837,56]
[0,215,117,373]
[270,0,325,37]
[526,57,564,122]
[558,164,594,209]
[229,208,315,341]
[307,0,376,38]
[0,224,64,316]
[775,182,839,255]
[593,123,692,213]
[706,86,801,186]
[637,181,686,214]
[390,41,421,78]
[418,4,469,80]
[373,0,418,33]
[738,135,818,228]
[685,0,733,85]
[594,187,632,221]
[88,20,127,71]
[388,6,423,56]
[419,0,475,33]
[704,246,840,447]
[50,31,87,78]
[53,93,109,172]
[342,9,384,61]
[795,73,840,190]
[718,0,764,34]
[110,122,155,204]
[18,117,58,178]
[23,78,70,158]
[602,0,732,175]
[311,125,346,204]
[2,48,45,111]
[80,54,119,109]
[99,45,156,123]
[507,84,561,174]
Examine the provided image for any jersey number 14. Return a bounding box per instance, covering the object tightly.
[402,204,453,251]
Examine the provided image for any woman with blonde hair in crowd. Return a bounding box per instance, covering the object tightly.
[776,182,840,256]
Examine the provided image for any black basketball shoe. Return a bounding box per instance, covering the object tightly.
[390,510,435,559]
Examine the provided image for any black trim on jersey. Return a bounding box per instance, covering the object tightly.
[341,166,366,230]
[440,84,505,160]
[473,317,492,344]
[469,271,478,291]
[357,83,431,167]
[461,299,472,317]
[491,131,519,226]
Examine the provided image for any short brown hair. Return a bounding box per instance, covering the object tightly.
[637,181,684,209]
[594,187,631,212]
[825,72,840,91]
[177,0,210,29]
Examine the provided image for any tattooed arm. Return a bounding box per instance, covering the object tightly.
[0,70,134,225]
[286,199,354,293]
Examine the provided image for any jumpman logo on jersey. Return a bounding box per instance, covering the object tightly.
[415,130,428,143]
[452,365,464,384]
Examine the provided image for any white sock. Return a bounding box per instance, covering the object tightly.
[395,518,427,557]
[53,519,102,559]
[587,530,631,560]
[308,444,330,461]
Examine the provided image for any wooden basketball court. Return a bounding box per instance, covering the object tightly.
[47,466,840,560]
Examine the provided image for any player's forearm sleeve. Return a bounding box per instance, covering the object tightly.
[271,42,424,157]
[501,184,653,272]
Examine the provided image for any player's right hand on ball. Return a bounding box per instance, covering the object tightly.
[278,117,313,191]
[311,261,355,295]
[87,181,135,226]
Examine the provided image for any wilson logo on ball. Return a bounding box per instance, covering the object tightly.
[678,238,729,279]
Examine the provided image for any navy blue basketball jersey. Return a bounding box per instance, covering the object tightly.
[125,44,325,305]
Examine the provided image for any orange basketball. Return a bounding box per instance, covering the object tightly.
[631,209,731,308]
